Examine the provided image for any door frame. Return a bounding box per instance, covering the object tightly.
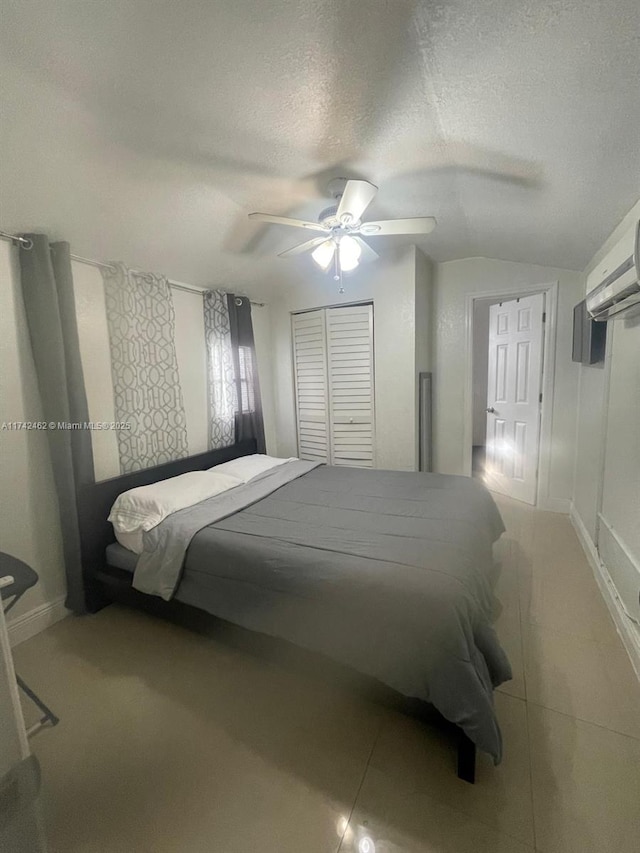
[462,280,560,510]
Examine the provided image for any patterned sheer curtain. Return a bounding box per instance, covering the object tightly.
[102,263,189,472]
[203,291,265,452]
[203,290,236,448]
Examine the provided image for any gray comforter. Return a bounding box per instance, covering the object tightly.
[135,463,510,760]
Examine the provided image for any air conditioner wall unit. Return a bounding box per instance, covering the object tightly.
[585,219,640,321]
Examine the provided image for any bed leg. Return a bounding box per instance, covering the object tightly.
[457,732,476,784]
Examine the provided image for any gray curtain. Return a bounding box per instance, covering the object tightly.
[203,290,236,448]
[19,235,95,613]
[101,263,189,472]
[227,295,266,453]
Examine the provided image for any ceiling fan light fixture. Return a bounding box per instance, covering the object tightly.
[311,239,336,270]
[249,179,436,277]
[339,235,361,271]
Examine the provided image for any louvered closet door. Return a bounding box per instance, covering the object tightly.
[292,310,330,462]
[326,304,375,467]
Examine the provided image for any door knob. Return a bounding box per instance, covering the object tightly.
[486,407,496,414]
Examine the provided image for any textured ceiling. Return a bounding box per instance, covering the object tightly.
[1,0,639,294]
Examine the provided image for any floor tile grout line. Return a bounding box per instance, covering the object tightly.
[512,520,538,851]
[526,695,567,853]
[523,694,539,851]
[522,698,640,741]
[513,529,639,738]
[353,692,537,850]
[515,526,640,743]
[506,502,640,849]
[520,620,623,647]
[350,721,539,851]
[514,537,529,707]
[478,502,637,851]
[335,714,385,853]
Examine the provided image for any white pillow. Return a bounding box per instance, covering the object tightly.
[113,529,144,555]
[108,470,242,537]
[208,454,296,483]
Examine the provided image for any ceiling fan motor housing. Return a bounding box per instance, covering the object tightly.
[318,205,361,232]
[319,205,339,227]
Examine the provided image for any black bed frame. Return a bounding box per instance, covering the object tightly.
[78,439,477,783]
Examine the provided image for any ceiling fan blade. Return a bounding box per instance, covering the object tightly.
[353,237,379,263]
[278,236,331,258]
[359,217,437,236]
[248,212,329,233]
[336,180,378,225]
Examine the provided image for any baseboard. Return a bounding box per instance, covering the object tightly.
[7,595,69,647]
[597,513,640,622]
[569,504,600,566]
[570,503,640,683]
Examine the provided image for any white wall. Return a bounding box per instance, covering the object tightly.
[432,257,583,505]
[573,197,640,539]
[599,309,640,615]
[271,245,426,471]
[572,199,640,632]
[0,242,67,631]
[600,314,640,557]
[172,289,209,458]
[572,355,608,541]
[250,303,277,456]
[72,262,120,480]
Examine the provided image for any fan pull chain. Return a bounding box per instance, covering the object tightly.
[333,245,345,293]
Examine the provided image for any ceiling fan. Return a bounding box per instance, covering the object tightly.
[248,178,436,277]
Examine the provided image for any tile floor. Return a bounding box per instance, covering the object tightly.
[13,495,640,852]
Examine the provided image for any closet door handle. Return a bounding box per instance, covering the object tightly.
[349,418,354,424]
[486,407,496,414]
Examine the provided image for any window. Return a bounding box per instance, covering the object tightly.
[210,336,236,424]
[237,346,255,413]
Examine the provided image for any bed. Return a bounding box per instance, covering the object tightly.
[79,440,510,783]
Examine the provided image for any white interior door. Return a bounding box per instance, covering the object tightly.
[326,304,375,467]
[292,304,375,467]
[485,293,544,504]
[292,310,330,462]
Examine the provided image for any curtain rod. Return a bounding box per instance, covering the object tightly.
[0,230,265,307]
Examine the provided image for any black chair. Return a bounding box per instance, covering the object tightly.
[0,553,59,736]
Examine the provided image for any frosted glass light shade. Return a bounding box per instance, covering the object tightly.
[339,235,361,271]
[311,239,336,270]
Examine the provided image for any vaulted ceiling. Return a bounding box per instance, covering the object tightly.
[1,0,638,293]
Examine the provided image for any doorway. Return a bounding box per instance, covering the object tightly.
[469,290,550,505]
[471,298,497,480]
